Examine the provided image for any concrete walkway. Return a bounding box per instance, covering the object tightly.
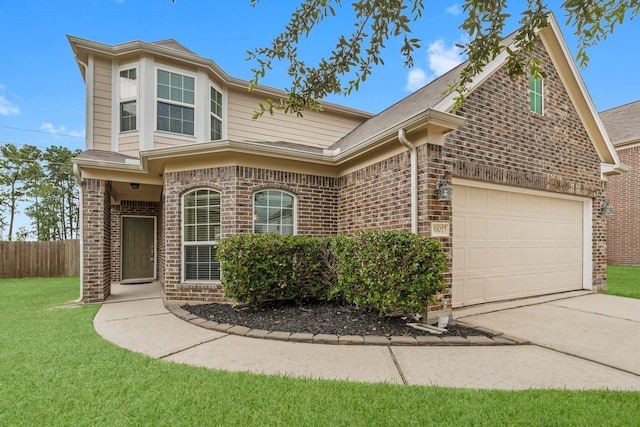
[93,283,640,390]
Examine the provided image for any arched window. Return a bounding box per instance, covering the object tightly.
[253,190,296,235]
[182,189,221,281]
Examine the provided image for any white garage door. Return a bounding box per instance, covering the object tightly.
[452,181,587,307]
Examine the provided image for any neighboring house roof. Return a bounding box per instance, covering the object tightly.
[599,100,640,147]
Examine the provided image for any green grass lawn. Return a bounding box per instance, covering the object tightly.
[607,265,640,299]
[1,277,639,426]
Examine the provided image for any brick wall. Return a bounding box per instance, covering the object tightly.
[607,145,640,265]
[82,179,112,302]
[162,166,339,302]
[110,201,161,281]
[444,39,608,290]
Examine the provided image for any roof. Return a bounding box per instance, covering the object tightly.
[599,100,640,147]
[75,150,139,164]
[151,39,197,55]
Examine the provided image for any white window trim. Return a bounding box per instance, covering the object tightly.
[181,188,222,283]
[252,189,298,235]
[209,83,225,141]
[155,65,198,140]
[530,75,544,115]
[117,64,140,134]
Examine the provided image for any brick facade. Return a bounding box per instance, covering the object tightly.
[82,179,112,302]
[444,41,608,291]
[607,145,640,265]
[161,166,340,302]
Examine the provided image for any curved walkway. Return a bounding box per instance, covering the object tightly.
[94,282,640,390]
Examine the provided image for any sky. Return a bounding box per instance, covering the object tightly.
[0,0,639,237]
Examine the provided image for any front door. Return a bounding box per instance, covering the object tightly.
[122,216,155,281]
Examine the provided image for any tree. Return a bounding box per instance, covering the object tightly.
[245,0,639,117]
[0,144,43,241]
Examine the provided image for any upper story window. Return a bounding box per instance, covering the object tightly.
[211,86,223,141]
[253,190,296,235]
[119,68,137,132]
[529,74,543,115]
[183,189,221,281]
[157,69,195,136]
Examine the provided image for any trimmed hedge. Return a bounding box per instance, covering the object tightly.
[217,234,330,306]
[330,230,447,316]
[218,230,447,316]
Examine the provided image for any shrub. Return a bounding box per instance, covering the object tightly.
[217,234,330,306]
[330,230,447,316]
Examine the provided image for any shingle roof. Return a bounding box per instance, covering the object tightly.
[151,39,197,55]
[599,100,640,146]
[75,150,139,164]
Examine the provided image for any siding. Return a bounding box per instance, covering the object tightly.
[227,88,367,148]
[93,57,112,151]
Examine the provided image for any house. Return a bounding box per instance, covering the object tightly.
[70,13,624,316]
[600,100,640,266]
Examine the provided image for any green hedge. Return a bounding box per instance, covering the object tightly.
[217,234,330,306]
[218,231,447,316]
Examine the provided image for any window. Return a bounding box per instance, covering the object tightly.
[183,189,221,281]
[157,69,195,135]
[530,74,543,114]
[253,190,295,235]
[119,68,137,132]
[210,86,223,141]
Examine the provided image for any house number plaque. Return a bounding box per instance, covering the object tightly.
[431,222,450,237]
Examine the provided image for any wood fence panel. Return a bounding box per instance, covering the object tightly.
[0,240,80,279]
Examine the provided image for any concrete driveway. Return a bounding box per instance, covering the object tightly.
[456,292,640,376]
[94,285,640,390]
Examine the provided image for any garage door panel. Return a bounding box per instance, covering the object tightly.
[453,184,585,307]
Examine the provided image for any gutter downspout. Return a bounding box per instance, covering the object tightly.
[398,129,418,234]
[73,163,84,303]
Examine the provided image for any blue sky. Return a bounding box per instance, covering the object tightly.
[0,0,639,236]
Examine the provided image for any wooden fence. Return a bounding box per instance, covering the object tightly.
[0,240,80,279]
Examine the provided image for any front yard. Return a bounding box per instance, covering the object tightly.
[1,276,639,426]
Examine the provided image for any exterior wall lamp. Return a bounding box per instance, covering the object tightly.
[130,183,140,190]
[600,201,614,216]
[436,172,452,202]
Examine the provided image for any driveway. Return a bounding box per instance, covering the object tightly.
[455,292,640,376]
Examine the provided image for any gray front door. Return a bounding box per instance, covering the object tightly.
[122,216,155,281]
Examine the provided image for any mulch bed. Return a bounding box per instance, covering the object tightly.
[183,300,492,338]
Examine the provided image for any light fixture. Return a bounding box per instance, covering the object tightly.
[130,183,140,190]
[436,172,452,202]
[600,201,614,216]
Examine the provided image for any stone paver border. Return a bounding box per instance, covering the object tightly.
[167,305,520,347]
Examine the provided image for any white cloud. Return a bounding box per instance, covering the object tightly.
[427,39,464,76]
[0,84,20,116]
[404,39,465,92]
[404,68,429,92]
[40,122,85,138]
[446,4,462,15]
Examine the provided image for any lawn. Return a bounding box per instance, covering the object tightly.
[607,265,640,299]
[1,278,639,426]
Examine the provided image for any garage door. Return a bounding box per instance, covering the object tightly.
[452,182,586,307]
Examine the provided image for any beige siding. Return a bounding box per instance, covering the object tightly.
[227,88,366,148]
[119,135,139,157]
[93,57,112,149]
[154,134,197,149]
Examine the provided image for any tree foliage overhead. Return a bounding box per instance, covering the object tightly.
[246,0,639,117]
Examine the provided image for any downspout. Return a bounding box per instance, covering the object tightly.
[74,55,88,303]
[398,129,418,234]
[73,163,84,303]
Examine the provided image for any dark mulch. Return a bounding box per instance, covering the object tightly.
[183,300,492,338]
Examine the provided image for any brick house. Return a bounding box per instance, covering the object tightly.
[70,13,624,315]
[601,100,640,265]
